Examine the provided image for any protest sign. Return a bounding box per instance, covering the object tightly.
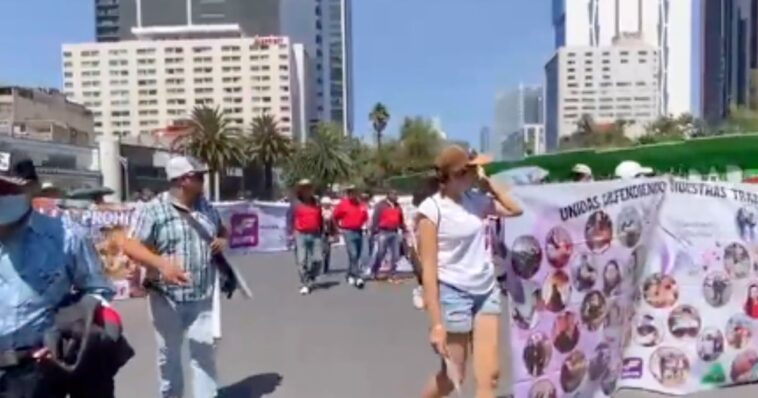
[504,177,758,397]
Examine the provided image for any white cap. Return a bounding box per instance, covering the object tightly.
[571,163,592,175]
[320,196,332,205]
[614,160,653,179]
[165,156,208,180]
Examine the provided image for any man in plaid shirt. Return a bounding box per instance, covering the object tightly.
[130,156,228,398]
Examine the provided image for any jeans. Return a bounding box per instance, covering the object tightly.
[343,230,364,278]
[439,283,501,334]
[323,238,332,274]
[148,293,217,398]
[294,232,323,285]
[371,231,401,276]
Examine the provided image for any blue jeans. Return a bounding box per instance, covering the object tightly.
[371,230,401,275]
[148,293,217,398]
[343,230,364,278]
[439,283,501,334]
[294,232,323,285]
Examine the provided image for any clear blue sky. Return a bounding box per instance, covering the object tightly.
[0,0,553,145]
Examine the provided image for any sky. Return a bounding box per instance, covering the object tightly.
[0,0,553,145]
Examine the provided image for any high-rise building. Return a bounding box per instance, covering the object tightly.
[551,0,699,116]
[62,34,310,141]
[545,39,661,150]
[701,0,758,124]
[479,126,491,155]
[493,85,544,160]
[93,0,353,135]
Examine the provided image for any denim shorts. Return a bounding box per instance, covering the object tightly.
[439,282,501,334]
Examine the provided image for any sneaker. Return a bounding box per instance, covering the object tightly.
[412,286,424,309]
[355,278,365,289]
[347,276,356,286]
[299,285,311,295]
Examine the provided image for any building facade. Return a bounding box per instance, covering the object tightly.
[551,0,698,116]
[0,86,94,146]
[545,40,661,150]
[493,85,544,160]
[701,0,758,124]
[63,34,310,141]
[94,0,353,135]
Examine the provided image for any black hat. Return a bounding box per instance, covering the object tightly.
[0,152,38,186]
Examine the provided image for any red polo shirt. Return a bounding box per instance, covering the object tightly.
[288,200,323,233]
[334,198,368,230]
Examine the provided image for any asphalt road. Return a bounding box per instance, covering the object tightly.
[114,249,758,398]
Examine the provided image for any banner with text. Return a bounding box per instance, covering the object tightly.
[504,178,758,397]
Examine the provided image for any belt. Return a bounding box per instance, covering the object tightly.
[0,348,36,368]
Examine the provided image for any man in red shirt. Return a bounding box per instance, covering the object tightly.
[286,179,324,295]
[333,185,369,289]
[369,190,407,281]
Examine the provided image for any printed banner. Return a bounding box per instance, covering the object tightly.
[215,201,290,255]
[504,177,758,397]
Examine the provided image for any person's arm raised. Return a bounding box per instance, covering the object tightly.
[479,176,523,218]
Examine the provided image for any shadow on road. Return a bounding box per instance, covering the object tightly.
[313,281,340,291]
[219,372,283,398]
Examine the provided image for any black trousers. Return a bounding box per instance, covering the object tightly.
[0,361,115,398]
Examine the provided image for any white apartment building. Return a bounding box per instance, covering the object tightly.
[545,39,660,149]
[552,0,698,116]
[62,32,309,141]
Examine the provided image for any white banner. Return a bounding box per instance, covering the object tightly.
[504,177,758,397]
[215,201,291,255]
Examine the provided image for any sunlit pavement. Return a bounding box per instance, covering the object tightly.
[114,249,758,398]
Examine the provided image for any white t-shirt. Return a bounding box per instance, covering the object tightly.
[417,191,495,294]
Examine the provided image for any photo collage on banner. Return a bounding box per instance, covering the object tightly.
[505,178,758,397]
[504,179,667,398]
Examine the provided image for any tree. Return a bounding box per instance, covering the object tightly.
[559,115,632,150]
[172,106,243,199]
[284,122,352,191]
[722,106,758,133]
[637,113,702,144]
[398,116,442,173]
[246,113,293,199]
[369,103,390,150]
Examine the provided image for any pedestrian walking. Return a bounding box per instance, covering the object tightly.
[130,156,228,398]
[320,196,338,274]
[286,179,324,295]
[0,155,117,398]
[416,145,523,398]
[369,190,407,282]
[334,185,369,289]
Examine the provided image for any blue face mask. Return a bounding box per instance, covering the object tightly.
[0,194,30,225]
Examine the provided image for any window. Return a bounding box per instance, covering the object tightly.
[262,97,271,103]
[222,66,241,73]
[138,69,157,76]
[194,77,213,84]
[193,46,212,53]
[110,110,130,117]
[110,89,128,96]
[193,56,213,63]
[137,79,156,86]
[165,57,183,64]
[136,48,156,55]
[280,106,290,112]
[222,45,240,52]
[278,65,288,71]
[281,86,289,92]
[279,54,288,60]
[221,56,240,62]
[193,67,213,73]
[138,89,157,96]
[63,51,72,58]
[82,70,101,77]
[109,59,128,67]
[223,77,241,83]
[166,47,184,54]
[137,59,155,65]
[166,78,185,85]
[195,87,213,94]
[616,82,631,87]
[165,68,184,75]
[111,99,129,107]
[167,99,186,105]
[167,88,185,94]
[280,96,289,102]
[139,109,159,115]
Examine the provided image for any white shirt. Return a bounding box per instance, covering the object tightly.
[417,191,495,294]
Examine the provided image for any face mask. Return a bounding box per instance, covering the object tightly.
[0,194,30,225]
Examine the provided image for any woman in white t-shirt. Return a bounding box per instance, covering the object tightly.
[418,145,522,398]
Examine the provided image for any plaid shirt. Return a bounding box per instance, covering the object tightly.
[130,192,222,302]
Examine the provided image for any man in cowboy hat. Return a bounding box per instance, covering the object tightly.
[286,179,325,295]
[334,185,369,289]
[0,153,115,397]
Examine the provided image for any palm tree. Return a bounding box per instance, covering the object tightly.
[171,106,243,199]
[369,103,390,150]
[246,113,293,199]
[285,122,352,191]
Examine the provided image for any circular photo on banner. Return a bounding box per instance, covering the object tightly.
[697,328,725,362]
[724,242,751,279]
[581,290,607,331]
[560,351,589,393]
[667,305,701,339]
[600,367,619,396]
[726,314,753,349]
[602,260,623,296]
[643,273,679,309]
[634,313,663,347]
[736,206,758,242]
[546,226,573,268]
[542,271,572,312]
[730,350,758,383]
[703,271,732,307]
[523,332,553,377]
[552,311,580,353]
[616,206,642,248]
[512,235,543,279]
[588,342,612,381]
[572,254,597,292]
[512,302,540,330]
[649,347,690,387]
[604,299,625,329]
[585,211,613,253]
[744,282,758,319]
[528,379,557,398]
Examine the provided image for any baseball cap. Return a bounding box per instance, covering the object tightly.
[572,163,593,176]
[614,160,653,179]
[434,145,492,177]
[296,178,312,186]
[320,196,332,205]
[0,151,37,186]
[165,156,208,181]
